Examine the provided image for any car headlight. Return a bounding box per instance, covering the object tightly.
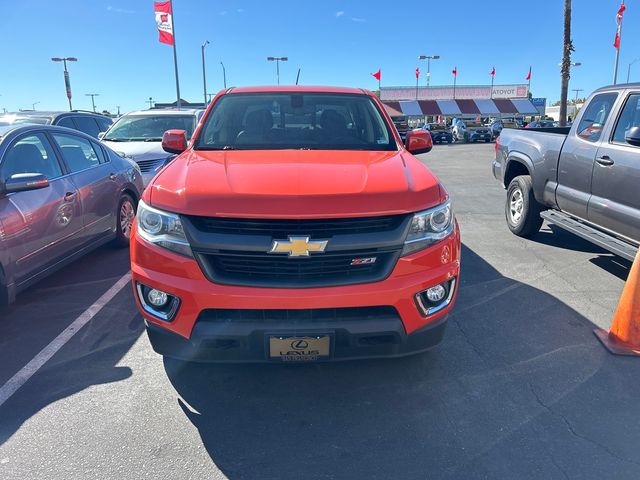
[402,201,454,256]
[136,200,193,257]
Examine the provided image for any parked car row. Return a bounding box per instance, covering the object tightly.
[451,119,493,143]
[0,111,113,139]
[0,106,208,305]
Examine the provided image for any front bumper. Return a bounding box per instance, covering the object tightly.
[144,310,449,362]
[131,224,461,362]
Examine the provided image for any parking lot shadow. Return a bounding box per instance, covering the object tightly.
[531,225,632,280]
[0,310,143,446]
[164,244,640,480]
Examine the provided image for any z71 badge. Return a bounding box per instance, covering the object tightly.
[350,257,377,266]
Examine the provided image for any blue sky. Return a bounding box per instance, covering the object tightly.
[1,0,638,113]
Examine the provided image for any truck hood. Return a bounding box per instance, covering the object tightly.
[146,149,445,218]
[102,140,169,162]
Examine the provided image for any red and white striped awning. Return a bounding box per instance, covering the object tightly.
[382,98,538,116]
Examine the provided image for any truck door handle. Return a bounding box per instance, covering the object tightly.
[596,156,614,166]
[64,191,77,201]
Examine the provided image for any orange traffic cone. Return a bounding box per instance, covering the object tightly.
[594,249,640,356]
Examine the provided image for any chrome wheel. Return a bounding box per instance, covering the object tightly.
[119,199,135,239]
[509,187,524,224]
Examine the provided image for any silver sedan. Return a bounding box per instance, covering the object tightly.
[0,124,143,305]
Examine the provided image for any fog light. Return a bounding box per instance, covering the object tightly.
[147,289,168,307]
[415,278,456,317]
[425,284,446,302]
[135,282,180,322]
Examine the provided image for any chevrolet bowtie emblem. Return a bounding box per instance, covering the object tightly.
[268,236,329,257]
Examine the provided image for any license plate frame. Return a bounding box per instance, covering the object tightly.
[267,334,332,362]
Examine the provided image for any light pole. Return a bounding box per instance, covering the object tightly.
[267,56,288,85]
[572,88,583,102]
[418,55,440,87]
[628,58,640,83]
[201,40,210,105]
[51,57,78,111]
[85,93,99,112]
[32,101,40,111]
[220,62,227,89]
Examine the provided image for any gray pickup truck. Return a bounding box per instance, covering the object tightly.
[493,84,640,261]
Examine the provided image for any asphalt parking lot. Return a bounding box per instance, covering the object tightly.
[1,142,639,480]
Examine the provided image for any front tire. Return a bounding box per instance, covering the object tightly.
[113,193,136,247]
[505,175,543,238]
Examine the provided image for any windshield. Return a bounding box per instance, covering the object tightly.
[0,116,51,125]
[195,93,397,151]
[104,114,196,141]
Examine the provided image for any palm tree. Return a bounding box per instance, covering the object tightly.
[559,0,574,126]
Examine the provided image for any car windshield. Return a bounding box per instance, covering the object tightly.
[104,114,196,141]
[0,116,51,125]
[195,93,397,151]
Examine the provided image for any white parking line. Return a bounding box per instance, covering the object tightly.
[0,272,132,408]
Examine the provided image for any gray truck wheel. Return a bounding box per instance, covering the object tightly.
[505,175,543,238]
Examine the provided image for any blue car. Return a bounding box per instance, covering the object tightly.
[428,125,453,144]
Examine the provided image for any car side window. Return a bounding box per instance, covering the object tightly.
[52,133,101,172]
[96,117,113,133]
[576,93,617,142]
[56,116,76,129]
[91,141,109,164]
[1,134,63,180]
[612,94,640,145]
[73,116,101,138]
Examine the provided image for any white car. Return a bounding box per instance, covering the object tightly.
[101,109,203,186]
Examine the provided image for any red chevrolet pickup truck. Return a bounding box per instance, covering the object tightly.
[130,86,460,362]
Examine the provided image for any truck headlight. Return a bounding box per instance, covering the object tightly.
[402,201,454,256]
[136,200,193,257]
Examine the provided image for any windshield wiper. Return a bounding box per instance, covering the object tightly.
[103,138,131,142]
[196,145,237,150]
[143,137,163,142]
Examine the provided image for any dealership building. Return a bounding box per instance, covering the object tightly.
[379,84,541,120]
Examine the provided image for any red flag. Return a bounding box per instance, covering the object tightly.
[452,67,457,77]
[491,67,496,77]
[525,66,532,81]
[372,69,381,81]
[614,2,626,49]
[415,67,420,79]
[154,1,174,45]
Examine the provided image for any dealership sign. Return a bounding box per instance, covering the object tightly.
[381,84,529,101]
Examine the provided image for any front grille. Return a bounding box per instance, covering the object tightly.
[188,214,406,238]
[197,306,399,324]
[196,249,398,288]
[185,214,410,288]
[136,158,164,172]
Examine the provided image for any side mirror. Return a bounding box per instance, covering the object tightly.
[2,173,49,195]
[625,126,640,147]
[97,132,106,140]
[162,129,187,154]
[406,129,433,155]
